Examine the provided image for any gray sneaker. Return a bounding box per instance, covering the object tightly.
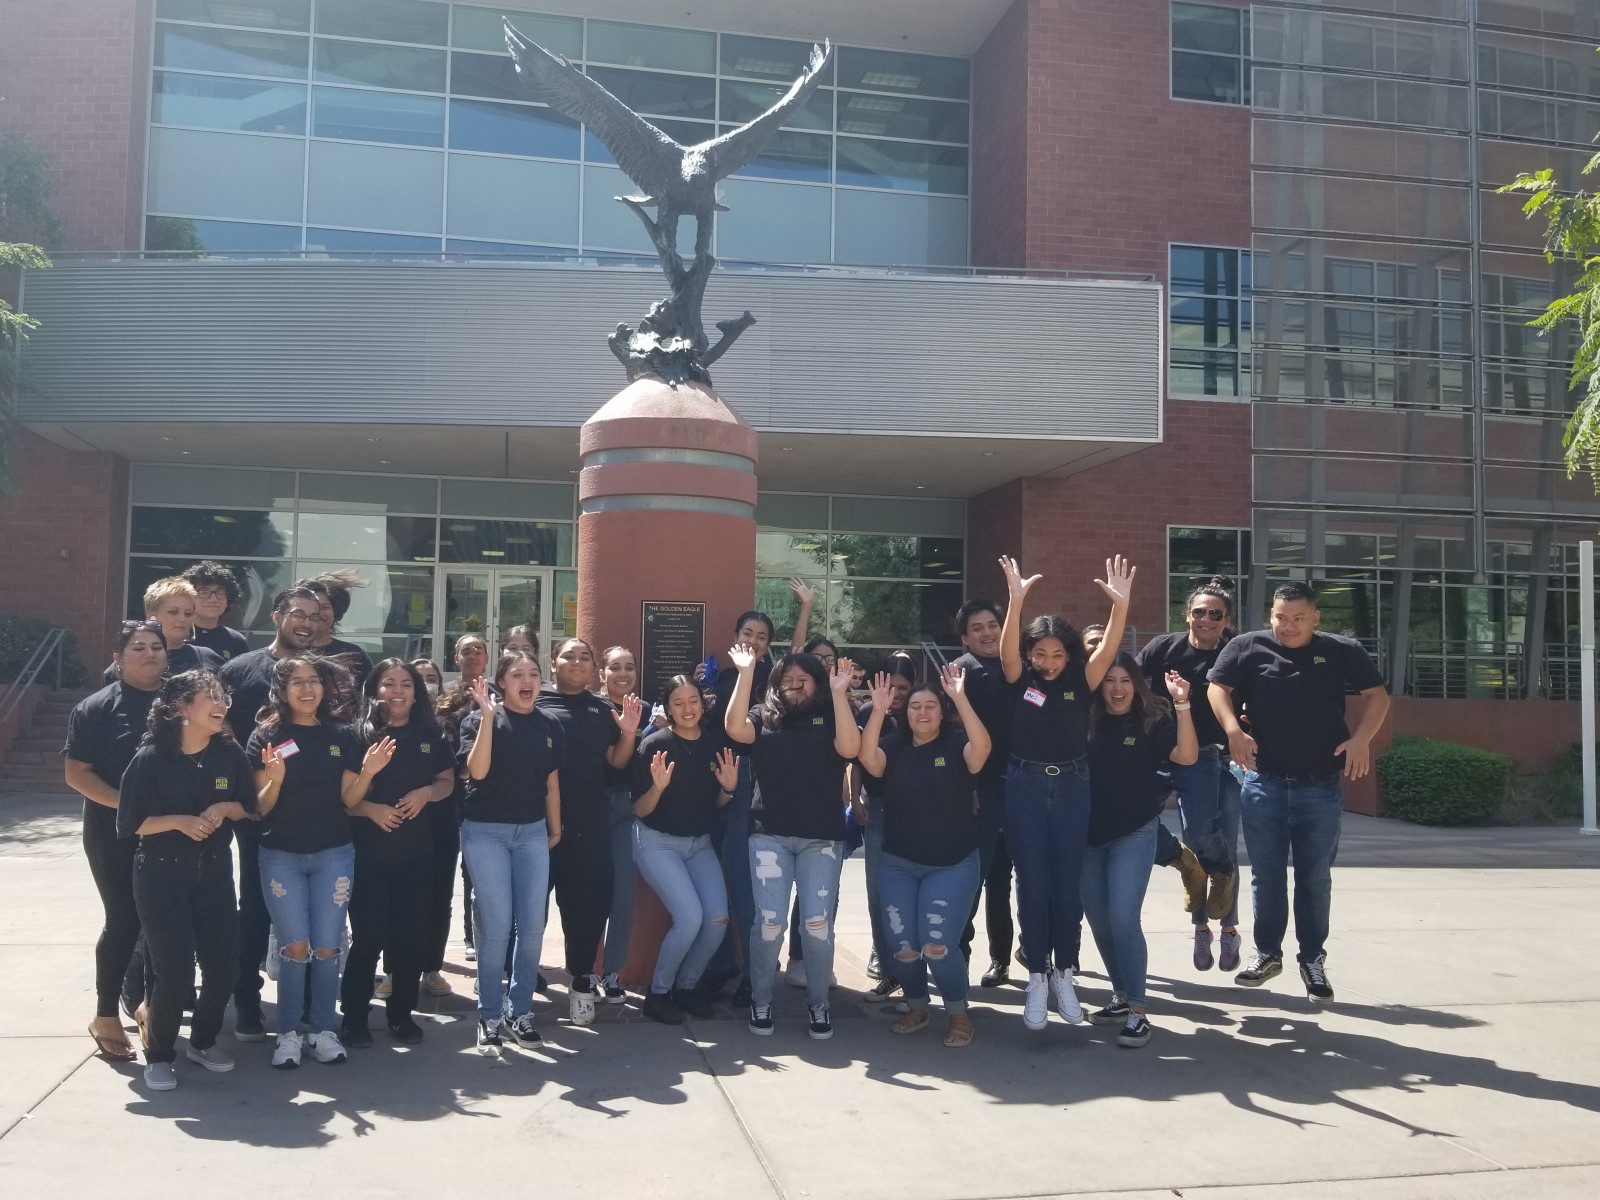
[185,1043,235,1073]
[143,1061,177,1091]
[1218,930,1242,973]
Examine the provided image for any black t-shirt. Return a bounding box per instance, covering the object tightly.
[354,719,454,862]
[63,681,160,790]
[246,722,361,854]
[853,702,899,801]
[952,651,1009,778]
[536,686,621,828]
[748,704,849,841]
[1135,632,1231,748]
[100,641,224,687]
[1006,661,1091,763]
[317,638,374,688]
[219,648,283,748]
[457,705,565,825]
[878,730,979,866]
[631,726,729,838]
[711,658,771,717]
[1086,711,1178,846]
[116,739,255,854]
[191,624,251,662]
[1208,631,1385,778]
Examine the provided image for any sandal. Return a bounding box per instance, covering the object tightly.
[891,1008,931,1035]
[134,1003,150,1051]
[87,1023,136,1062]
[944,1014,974,1048]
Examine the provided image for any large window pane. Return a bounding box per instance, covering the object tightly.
[439,519,571,566]
[299,471,437,511]
[836,93,968,143]
[833,189,967,267]
[457,7,581,57]
[147,127,306,222]
[584,119,713,164]
[128,558,291,634]
[830,534,963,579]
[585,67,716,121]
[831,495,965,536]
[312,86,444,146]
[726,128,831,184]
[448,98,579,158]
[582,165,697,252]
[836,138,967,194]
[293,563,436,652]
[1173,52,1245,104]
[146,216,302,255]
[307,227,440,255]
[314,0,446,46]
[314,39,447,91]
[829,580,963,646]
[152,72,307,134]
[451,50,524,101]
[837,48,970,100]
[446,154,580,245]
[718,178,831,263]
[156,23,308,78]
[587,21,715,74]
[754,576,826,647]
[722,34,832,84]
[157,0,309,31]
[720,80,832,131]
[442,479,574,519]
[1173,3,1245,54]
[297,513,436,561]
[131,507,294,557]
[133,465,295,508]
[755,532,829,575]
[306,141,443,231]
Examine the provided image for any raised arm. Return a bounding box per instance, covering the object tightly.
[464,678,497,781]
[941,663,992,774]
[342,736,395,808]
[830,659,862,759]
[855,673,893,777]
[1085,554,1135,691]
[788,578,815,653]
[253,744,287,816]
[722,642,760,745]
[998,555,1041,684]
[608,694,644,767]
[1164,670,1198,766]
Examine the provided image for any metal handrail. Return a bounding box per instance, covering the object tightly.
[919,641,951,677]
[0,627,67,725]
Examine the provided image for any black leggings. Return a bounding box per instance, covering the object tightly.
[549,819,612,979]
[343,852,429,1022]
[82,802,140,1019]
[133,847,238,1064]
[421,808,460,973]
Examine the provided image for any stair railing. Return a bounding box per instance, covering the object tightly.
[0,627,67,726]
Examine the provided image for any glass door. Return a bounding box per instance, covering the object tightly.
[439,568,552,677]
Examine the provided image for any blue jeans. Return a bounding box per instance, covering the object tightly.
[460,818,549,1024]
[1168,749,1242,917]
[602,785,637,976]
[258,842,354,1035]
[633,822,728,994]
[1005,760,1091,973]
[1080,818,1158,1006]
[863,798,888,964]
[748,833,844,1010]
[1239,771,1343,963]
[708,757,754,978]
[879,850,981,1013]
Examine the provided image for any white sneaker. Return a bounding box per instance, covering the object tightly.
[306,1030,348,1064]
[1023,972,1049,1030]
[375,974,393,998]
[569,977,597,1027]
[271,1030,303,1069]
[1050,968,1084,1024]
[784,958,807,988]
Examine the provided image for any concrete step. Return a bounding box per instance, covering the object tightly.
[0,779,75,795]
[11,738,66,754]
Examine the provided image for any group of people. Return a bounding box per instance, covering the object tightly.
[67,552,1389,1091]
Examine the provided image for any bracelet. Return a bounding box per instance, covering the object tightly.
[1174,702,1191,710]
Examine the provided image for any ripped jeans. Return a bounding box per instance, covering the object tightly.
[878,850,981,1014]
[747,834,843,1011]
[258,843,354,1036]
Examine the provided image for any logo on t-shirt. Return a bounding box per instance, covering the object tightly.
[420,743,431,754]
[1123,736,1137,746]
[1062,691,1075,701]
[329,745,342,757]
[214,776,229,790]
[934,756,947,767]
[546,737,554,748]
[1313,655,1326,665]
[812,716,825,726]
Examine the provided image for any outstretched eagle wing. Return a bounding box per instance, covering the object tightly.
[697,41,833,182]
[504,19,683,193]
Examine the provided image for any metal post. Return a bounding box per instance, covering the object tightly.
[1580,541,1598,834]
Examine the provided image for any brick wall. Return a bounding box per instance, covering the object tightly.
[0,0,151,250]
[971,0,1031,270]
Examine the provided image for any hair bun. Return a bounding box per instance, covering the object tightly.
[1206,575,1235,592]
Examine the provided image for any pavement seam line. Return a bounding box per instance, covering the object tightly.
[0,1048,94,1142]
[685,1020,789,1200]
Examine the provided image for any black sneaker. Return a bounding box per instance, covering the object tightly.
[643,991,685,1025]
[1235,952,1284,987]
[865,951,883,981]
[599,971,627,1004]
[476,1018,502,1057]
[386,1018,425,1044]
[748,1003,774,1035]
[501,1013,543,1049]
[671,987,714,1019]
[1117,1017,1152,1048]
[233,1006,266,1043]
[869,975,901,998]
[1299,955,1335,1003]
[339,1016,374,1049]
[807,1004,833,1041]
[980,959,1010,988]
[534,972,549,995]
[1089,997,1129,1026]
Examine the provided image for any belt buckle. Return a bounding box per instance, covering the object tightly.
[1044,764,1061,776]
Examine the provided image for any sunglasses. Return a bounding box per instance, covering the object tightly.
[1190,607,1227,621]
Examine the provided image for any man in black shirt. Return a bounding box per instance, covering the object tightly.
[301,574,374,688]
[1208,581,1389,1003]
[950,599,1019,987]
[182,560,252,661]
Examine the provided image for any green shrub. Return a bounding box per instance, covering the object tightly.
[1377,734,1512,826]
[0,615,86,686]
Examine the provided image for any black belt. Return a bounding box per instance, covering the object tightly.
[1010,754,1087,777]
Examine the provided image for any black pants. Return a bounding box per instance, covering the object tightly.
[233,824,270,1016]
[342,852,429,1023]
[132,847,239,1064]
[1154,819,1182,866]
[549,820,612,979]
[421,807,460,973]
[83,802,141,1019]
[961,777,1016,963]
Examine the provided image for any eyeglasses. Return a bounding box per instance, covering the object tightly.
[287,678,323,690]
[200,691,233,709]
[1190,607,1226,621]
[194,588,228,601]
[120,619,165,635]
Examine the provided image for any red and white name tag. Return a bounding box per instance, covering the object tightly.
[1022,687,1047,708]
[274,740,300,759]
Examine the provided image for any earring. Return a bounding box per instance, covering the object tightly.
[181,718,189,726]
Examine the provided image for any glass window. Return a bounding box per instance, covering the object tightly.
[441,479,574,520]
[445,239,572,259]
[726,129,832,184]
[296,513,436,562]
[586,21,715,74]
[305,140,444,232]
[450,51,526,101]
[314,0,447,46]
[717,178,832,264]
[1169,526,1249,628]
[585,67,716,121]
[836,93,968,143]
[293,562,436,652]
[448,98,579,158]
[131,507,295,558]
[828,580,963,646]
[148,126,307,223]
[837,47,970,100]
[314,39,447,91]
[756,493,831,529]
[133,464,296,508]
[157,0,310,30]
[1172,3,1251,106]
[583,120,713,164]
[298,471,436,511]
[312,86,445,145]
[446,154,580,244]
[755,532,830,575]
[721,35,832,84]
[754,576,827,646]
[832,495,966,536]
[152,72,307,134]
[830,534,964,579]
[582,165,697,252]
[456,7,581,58]
[720,81,832,131]
[156,23,309,78]
[438,519,572,566]
[307,227,440,255]
[833,190,968,267]
[1170,245,1250,398]
[835,138,967,194]
[146,216,302,255]
[127,557,291,633]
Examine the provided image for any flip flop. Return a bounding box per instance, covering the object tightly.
[87,1024,136,1062]
[944,1014,974,1048]
[892,1009,931,1035]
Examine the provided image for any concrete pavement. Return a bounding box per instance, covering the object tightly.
[2,791,1598,1198]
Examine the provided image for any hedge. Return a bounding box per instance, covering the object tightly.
[0,616,86,687]
[1377,733,1511,826]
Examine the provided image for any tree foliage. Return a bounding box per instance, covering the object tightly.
[0,129,59,492]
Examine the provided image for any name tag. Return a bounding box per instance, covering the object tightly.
[1023,687,1046,708]
[275,740,300,759]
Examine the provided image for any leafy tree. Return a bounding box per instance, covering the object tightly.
[0,130,59,491]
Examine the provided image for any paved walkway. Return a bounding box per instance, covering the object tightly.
[1,792,1598,1198]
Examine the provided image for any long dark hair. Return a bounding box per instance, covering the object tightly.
[360,657,440,743]
[759,651,829,729]
[1089,651,1172,737]
[144,669,234,754]
[1022,613,1087,668]
[257,654,353,736]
